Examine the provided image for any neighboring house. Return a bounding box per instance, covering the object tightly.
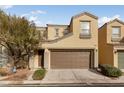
[98,19,124,69]
[30,12,98,69]
[36,27,47,40]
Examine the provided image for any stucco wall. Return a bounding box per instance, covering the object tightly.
[42,15,98,49]
[107,21,124,67]
[98,24,114,66]
[47,25,68,40]
[41,14,98,69]
[107,21,124,44]
[98,25,107,65]
[33,51,39,69]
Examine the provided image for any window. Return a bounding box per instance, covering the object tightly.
[112,27,120,38]
[55,28,59,37]
[80,21,90,35]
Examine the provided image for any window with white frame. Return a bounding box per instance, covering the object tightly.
[80,21,90,35]
[55,28,59,37]
[112,27,120,38]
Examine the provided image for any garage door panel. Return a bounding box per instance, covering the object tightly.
[118,52,124,69]
[50,50,91,69]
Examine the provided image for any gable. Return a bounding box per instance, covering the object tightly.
[69,12,98,30]
[107,21,124,29]
[72,12,98,20]
[107,19,124,26]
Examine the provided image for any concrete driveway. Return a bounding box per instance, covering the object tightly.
[41,69,111,83]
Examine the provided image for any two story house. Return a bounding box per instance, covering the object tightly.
[99,19,124,69]
[29,12,99,69]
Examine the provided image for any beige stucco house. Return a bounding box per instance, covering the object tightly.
[99,19,124,69]
[29,12,98,69]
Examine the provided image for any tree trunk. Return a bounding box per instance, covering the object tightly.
[10,56,16,67]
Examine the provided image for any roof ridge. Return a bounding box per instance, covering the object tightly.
[107,18,124,25]
[72,11,98,19]
[47,24,69,26]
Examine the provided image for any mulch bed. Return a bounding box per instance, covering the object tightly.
[3,69,31,81]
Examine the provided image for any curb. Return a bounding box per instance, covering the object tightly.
[1,79,124,85]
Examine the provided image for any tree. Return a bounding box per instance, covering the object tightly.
[0,10,40,69]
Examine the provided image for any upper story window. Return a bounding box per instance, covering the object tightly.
[112,27,121,38]
[80,21,91,38]
[55,28,59,37]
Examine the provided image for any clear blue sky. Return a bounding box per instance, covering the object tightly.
[1,5,124,27]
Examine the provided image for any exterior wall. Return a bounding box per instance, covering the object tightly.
[69,19,73,32]
[113,46,124,68]
[107,21,124,44]
[47,25,68,40]
[43,15,98,49]
[107,21,124,67]
[99,20,124,68]
[114,49,118,67]
[36,27,47,40]
[105,45,114,65]
[94,49,98,67]
[33,51,39,69]
[29,54,34,69]
[98,24,114,66]
[41,14,98,69]
[44,48,50,69]
[72,15,98,47]
[98,25,106,65]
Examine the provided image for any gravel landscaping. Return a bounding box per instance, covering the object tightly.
[2,69,31,81]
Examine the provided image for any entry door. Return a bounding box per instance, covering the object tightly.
[38,50,44,68]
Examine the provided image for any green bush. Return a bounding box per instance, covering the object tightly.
[99,64,122,77]
[32,69,46,80]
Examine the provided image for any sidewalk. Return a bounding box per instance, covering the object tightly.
[0,77,124,86]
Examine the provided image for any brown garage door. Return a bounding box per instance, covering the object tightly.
[50,49,93,69]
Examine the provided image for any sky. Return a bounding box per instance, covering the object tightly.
[0,5,124,27]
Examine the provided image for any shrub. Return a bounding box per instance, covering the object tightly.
[32,69,46,80]
[99,64,122,77]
